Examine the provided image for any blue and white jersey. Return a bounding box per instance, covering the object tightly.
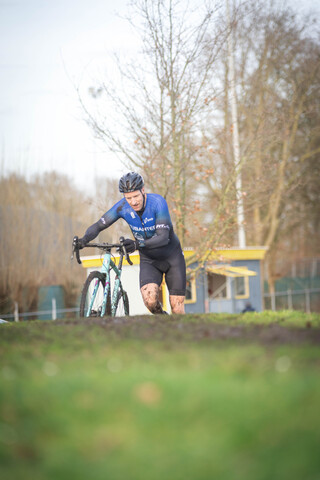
[83,193,180,260]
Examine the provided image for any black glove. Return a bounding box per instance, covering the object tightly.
[123,238,138,254]
[73,236,86,250]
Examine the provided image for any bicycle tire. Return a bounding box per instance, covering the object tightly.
[80,271,111,317]
[114,289,130,316]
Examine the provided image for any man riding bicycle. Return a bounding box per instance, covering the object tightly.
[76,172,186,314]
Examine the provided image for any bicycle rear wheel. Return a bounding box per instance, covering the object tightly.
[115,289,130,316]
[80,271,111,317]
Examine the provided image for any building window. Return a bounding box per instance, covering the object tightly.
[235,276,245,296]
[207,272,250,300]
[234,274,249,299]
[207,265,252,301]
[208,273,230,299]
[185,275,196,304]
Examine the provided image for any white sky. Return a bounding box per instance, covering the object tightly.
[0,0,318,192]
[0,0,139,191]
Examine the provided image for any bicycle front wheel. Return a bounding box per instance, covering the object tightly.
[115,289,130,316]
[80,271,111,317]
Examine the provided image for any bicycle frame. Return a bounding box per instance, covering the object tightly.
[72,236,132,318]
[85,249,126,317]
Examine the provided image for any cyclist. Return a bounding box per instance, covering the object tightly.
[76,172,186,314]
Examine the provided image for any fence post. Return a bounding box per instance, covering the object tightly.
[52,298,57,320]
[14,302,19,322]
[305,289,311,314]
[288,289,293,310]
[271,291,276,311]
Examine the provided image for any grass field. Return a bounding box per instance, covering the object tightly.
[1,311,320,480]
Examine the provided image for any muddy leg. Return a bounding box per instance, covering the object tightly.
[169,295,185,314]
[141,283,165,314]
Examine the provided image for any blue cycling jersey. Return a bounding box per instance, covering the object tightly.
[82,193,180,260]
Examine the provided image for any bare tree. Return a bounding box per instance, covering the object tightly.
[80,0,239,253]
[227,0,320,290]
[0,173,93,314]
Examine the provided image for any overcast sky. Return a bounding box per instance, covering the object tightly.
[0,0,138,191]
[0,0,318,192]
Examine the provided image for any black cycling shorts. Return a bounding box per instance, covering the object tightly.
[139,245,186,296]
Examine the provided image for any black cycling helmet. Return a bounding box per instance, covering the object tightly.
[119,172,144,193]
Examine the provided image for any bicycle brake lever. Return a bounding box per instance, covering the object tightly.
[119,236,133,265]
[125,250,133,265]
[71,236,77,260]
[75,247,82,265]
[72,236,82,264]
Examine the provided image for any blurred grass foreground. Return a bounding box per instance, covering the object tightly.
[1,311,320,480]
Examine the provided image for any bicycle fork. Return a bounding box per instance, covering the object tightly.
[86,278,99,316]
[102,255,123,317]
[111,251,126,316]
[100,256,112,317]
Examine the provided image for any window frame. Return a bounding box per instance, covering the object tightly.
[234,270,250,299]
[185,274,197,304]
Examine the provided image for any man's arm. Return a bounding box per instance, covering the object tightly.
[80,219,106,245]
[79,200,124,246]
[142,225,170,249]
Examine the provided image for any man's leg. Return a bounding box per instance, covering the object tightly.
[164,246,186,314]
[169,295,185,314]
[141,283,166,314]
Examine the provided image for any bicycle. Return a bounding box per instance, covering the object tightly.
[72,236,132,317]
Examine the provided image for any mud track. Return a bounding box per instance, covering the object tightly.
[53,316,320,346]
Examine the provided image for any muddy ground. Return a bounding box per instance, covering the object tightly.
[51,315,320,346]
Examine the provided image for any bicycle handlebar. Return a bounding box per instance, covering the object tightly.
[71,236,133,266]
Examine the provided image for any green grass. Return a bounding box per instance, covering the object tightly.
[188,309,320,327]
[0,311,320,480]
